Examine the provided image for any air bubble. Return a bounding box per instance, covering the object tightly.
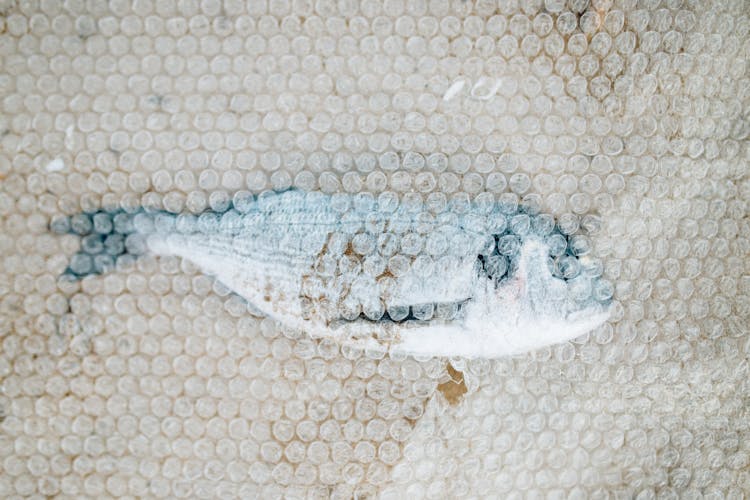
[497,192,519,214]
[497,234,520,256]
[556,256,580,280]
[557,213,580,235]
[124,234,148,256]
[484,255,508,279]
[81,234,104,254]
[50,216,71,234]
[531,214,555,235]
[208,191,231,212]
[411,303,434,321]
[593,279,614,303]
[133,213,155,234]
[487,212,507,234]
[509,214,531,236]
[386,305,409,322]
[569,277,593,304]
[545,235,570,264]
[83,211,110,235]
[112,213,134,234]
[435,302,459,320]
[568,235,591,256]
[363,303,385,322]
[68,252,93,275]
[103,234,125,255]
[231,191,254,213]
[70,214,93,235]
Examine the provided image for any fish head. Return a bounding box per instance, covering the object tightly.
[460,236,613,357]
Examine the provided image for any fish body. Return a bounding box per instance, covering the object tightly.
[54,190,612,358]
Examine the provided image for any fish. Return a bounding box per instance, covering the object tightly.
[52,189,613,358]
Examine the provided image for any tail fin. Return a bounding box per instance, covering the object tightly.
[51,209,154,279]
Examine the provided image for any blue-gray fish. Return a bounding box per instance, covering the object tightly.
[53,190,612,358]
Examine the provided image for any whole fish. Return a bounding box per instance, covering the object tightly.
[53,190,612,358]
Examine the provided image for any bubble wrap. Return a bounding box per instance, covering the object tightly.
[0,0,748,498]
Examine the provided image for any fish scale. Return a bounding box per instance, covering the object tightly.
[53,189,613,358]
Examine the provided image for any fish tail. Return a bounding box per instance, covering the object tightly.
[51,208,164,279]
